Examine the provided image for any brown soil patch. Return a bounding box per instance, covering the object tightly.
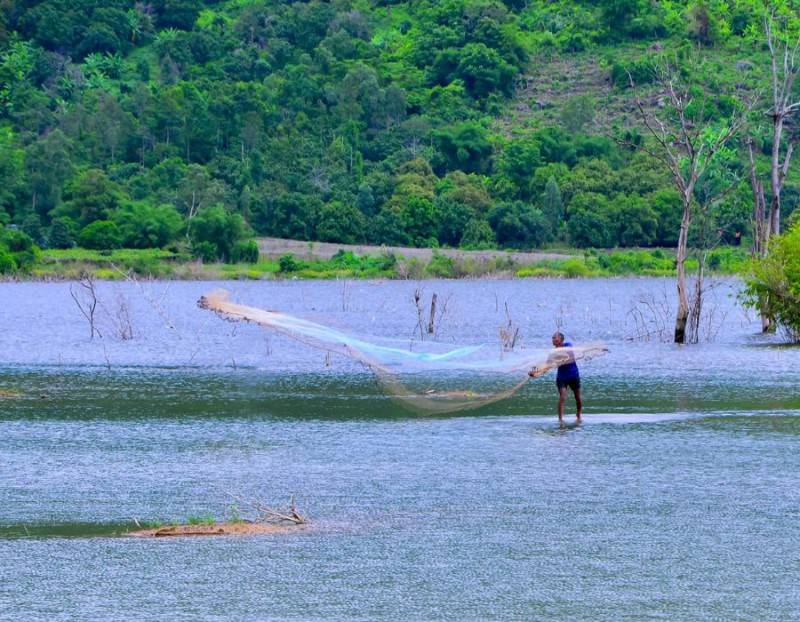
[129,522,303,537]
[0,390,20,398]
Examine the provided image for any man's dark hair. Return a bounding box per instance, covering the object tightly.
[553,331,565,341]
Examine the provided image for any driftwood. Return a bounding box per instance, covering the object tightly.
[226,493,308,525]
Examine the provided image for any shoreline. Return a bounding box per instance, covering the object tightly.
[1,241,747,282]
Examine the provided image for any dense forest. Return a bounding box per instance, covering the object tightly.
[1,0,799,266]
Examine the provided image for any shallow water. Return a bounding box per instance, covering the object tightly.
[1,278,798,621]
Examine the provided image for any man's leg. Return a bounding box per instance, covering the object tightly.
[557,386,567,423]
[573,386,583,420]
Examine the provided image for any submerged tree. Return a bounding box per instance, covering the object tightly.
[630,59,751,343]
[746,8,800,331]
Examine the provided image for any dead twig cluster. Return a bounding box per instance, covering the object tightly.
[499,302,521,351]
[112,264,176,330]
[688,276,731,343]
[226,493,308,525]
[411,288,451,340]
[69,271,136,341]
[626,289,673,342]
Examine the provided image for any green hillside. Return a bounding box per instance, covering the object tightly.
[0,0,797,269]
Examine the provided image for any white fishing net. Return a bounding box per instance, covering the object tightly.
[199,290,608,414]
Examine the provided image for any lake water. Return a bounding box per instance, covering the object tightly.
[1,278,798,621]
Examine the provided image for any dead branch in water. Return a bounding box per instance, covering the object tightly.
[427,293,437,334]
[226,493,308,525]
[69,271,136,341]
[412,289,452,340]
[625,288,672,342]
[413,287,425,339]
[499,302,521,351]
[69,272,102,339]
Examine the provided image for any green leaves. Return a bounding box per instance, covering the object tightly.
[744,222,800,340]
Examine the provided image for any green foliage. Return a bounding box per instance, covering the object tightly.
[230,239,259,264]
[401,196,439,247]
[434,122,493,174]
[58,169,125,226]
[489,201,551,249]
[113,202,183,249]
[0,227,40,271]
[186,515,217,526]
[560,95,595,133]
[316,202,366,244]
[0,248,15,273]
[744,223,800,340]
[47,217,77,249]
[279,253,303,273]
[568,193,615,248]
[424,251,457,278]
[0,0,777,261]
[460,218,495,249]
[78,220,122,250]
[189,204,249,263]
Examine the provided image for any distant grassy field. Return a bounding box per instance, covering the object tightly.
[21,241,750,281]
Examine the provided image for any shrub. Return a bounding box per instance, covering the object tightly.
[561,258,590,278]
[2,229,35,253]
[231,239,259,263]
[744,223,800,340]
[188,204,250,262]
[460,218,495,249]
[48,217,77,249]
[279,253,302,273]
[78,220,122,250]
[424,252,456,278]
[0,249,16,273]
[113,202,183,248]
[192,241,218,263]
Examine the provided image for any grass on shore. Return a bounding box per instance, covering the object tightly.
[22,246,749,281]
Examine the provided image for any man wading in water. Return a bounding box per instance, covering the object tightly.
[529,331,582,425]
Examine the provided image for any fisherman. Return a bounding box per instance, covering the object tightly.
[529,331,582,425]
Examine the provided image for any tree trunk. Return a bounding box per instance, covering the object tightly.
[688,252,706,344]
[770,115,784,236]
[674,200,691,344]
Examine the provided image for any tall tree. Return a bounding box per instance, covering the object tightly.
[746,9,800,331]
[764,10,800,238]
[630,60,750,343]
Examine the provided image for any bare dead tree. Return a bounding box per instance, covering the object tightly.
[427,293,437,334]
[629,60,753,343]
[413,287,425,339]
[764,11,800,237]
[745,11,800,331]
[432,293,452,340]
[747,137,770,260]
[69,273,102,339]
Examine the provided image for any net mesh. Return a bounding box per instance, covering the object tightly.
[199,290,608,414]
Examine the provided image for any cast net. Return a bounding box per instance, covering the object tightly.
[199,290,608,414]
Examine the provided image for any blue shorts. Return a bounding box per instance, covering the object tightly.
[556,377,580,392]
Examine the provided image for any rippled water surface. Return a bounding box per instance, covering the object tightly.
[1,279,798,621]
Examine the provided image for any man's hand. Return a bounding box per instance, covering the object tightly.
[529,366,545,378]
